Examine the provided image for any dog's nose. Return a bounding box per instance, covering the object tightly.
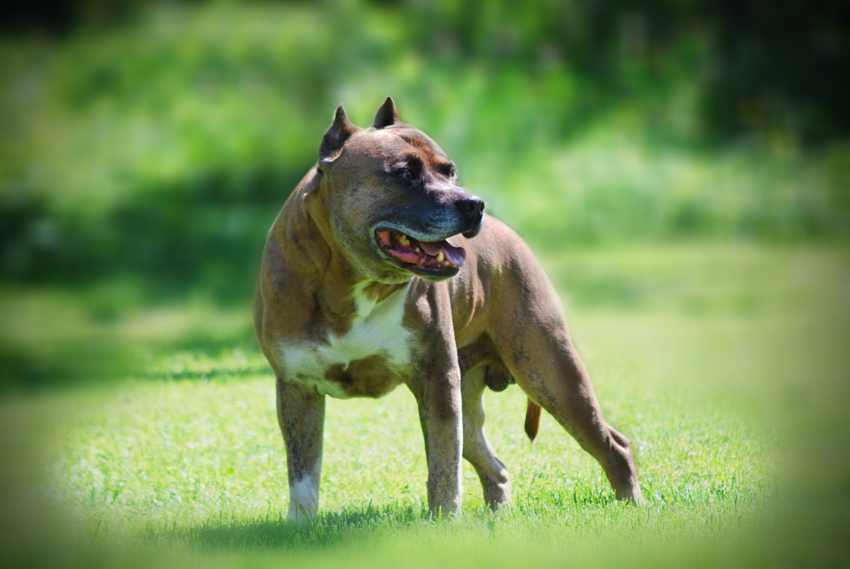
[457,197,485,218]
[458,197,485,237]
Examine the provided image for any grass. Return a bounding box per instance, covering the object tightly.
[2,243,848,568]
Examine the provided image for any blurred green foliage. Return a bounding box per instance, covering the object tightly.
[2,0,849,298]
[1,0,849,389]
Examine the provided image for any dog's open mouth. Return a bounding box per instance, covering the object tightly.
[376,230,466,270]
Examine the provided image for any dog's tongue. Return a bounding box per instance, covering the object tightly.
[419,239,466,266]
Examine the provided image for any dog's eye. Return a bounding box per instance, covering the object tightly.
[398,169,415,181]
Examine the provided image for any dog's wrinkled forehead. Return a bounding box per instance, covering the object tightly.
[349,125,452,170]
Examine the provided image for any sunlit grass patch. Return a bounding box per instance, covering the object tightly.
[1,245,842,566]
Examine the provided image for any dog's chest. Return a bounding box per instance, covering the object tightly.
[277,283,413,398]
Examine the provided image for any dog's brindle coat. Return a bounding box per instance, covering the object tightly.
[254,98,643,521]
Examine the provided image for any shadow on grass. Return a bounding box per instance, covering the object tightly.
[144,503,429,551]
[144,489,625,552]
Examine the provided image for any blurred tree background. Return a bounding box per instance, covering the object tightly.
[1,0,849,387]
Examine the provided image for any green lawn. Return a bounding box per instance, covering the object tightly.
[1,244,848,568]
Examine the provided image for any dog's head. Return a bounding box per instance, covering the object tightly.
[311,97,484,284]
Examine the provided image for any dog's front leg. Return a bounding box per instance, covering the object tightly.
[405,289,464,519]
[276,376,325,523]
[409,361,463,519]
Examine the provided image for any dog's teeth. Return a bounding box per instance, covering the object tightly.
[437,251,445,262]
[397,234,410,246]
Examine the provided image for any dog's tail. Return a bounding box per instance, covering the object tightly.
[524,399,542,442]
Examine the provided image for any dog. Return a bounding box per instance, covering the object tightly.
[253,97,643,521]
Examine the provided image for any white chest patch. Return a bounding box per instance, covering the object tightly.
[277,282,413,398]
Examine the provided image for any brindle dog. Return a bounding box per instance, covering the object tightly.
[253,98,643,521]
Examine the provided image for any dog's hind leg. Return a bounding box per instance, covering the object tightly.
[276,377,326,522]
[461,366,512,511]
[492,320,643,503]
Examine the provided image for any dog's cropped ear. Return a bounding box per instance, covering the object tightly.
[373,96,400,129]
[319,105,357,161]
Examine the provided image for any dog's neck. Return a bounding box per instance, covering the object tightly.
[277,170,407,336]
